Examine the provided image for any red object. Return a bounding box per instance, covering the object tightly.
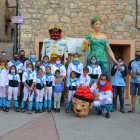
[75,87,94,100]
[96,81,113,92]
[49,28,62,40]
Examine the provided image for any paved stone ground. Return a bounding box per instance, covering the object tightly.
[1,99,140,140]
[0,100,47,137]
[0,42,14,61]
[52,99,140,140]
[1,113,59,140]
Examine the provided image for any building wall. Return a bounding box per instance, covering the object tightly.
[0,0,16,42]
[18,0,140,56]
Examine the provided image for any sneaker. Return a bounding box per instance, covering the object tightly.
[97,110,102,115]
[16,109,19,113]
[39,110,42,113]
[3,107,6,112]
[21,108,25,113]
[110,108,116,112]
[48,109,51,114]
[33,107,36,111]
[53,108,56,113]
[57,108,60,113]
[6,108,9,113]
[106,112,110,119]
[120,108,126,113]
[28,111,32,115]
[66,109,69,113]
[36,110,38,114]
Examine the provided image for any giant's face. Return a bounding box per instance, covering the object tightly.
[49,28,61,40]
[72,97,94,117]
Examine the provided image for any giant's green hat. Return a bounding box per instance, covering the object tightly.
[90,17,101,28]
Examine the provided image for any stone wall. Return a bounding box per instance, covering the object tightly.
[0,0,16,42]
[18,0,140,56]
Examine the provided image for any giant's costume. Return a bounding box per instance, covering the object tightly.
[41,26,68,67]
[41,26,68,103]
[82,17,114,81]
[72,87,94,117]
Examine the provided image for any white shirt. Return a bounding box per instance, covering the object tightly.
[80,74,91,86]
[23,59,37,71]
[66,78,80,87]
[40,65,53,75]
[90,83,112,100]
[67,62,83,80]
[8,60,23,74]
[52,64,66,77]
[87,65,102,77]
[0,68,9,87]
[22,71,36,83]
[6,73,20,86]
[45,74,55,86]
[36,75,46,85]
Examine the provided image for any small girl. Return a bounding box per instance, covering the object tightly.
[35,68,46,113]
[66,71,80,113]
[53,70,64,113]
[6,65,20,112]
[22,60,32,72]
[33,60,42,111]
[44,66,55,113]
[87,56,102,86]
[41,55,52,71]
[21,63,36,114]
[0,58,9,111]
[34,60,42,73]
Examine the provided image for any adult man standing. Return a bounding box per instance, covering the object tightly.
[127,51,140,113]
[23,50,38,71]
[19,50,28,64]
[1,51,9,62]
[19,50,28,104]
[111,56,127,113]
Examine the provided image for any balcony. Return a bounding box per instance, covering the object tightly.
[5,5,12,21]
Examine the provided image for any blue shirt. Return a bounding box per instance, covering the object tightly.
[111,64,127,86]
[53,77,64,92]
[128,60,140,83]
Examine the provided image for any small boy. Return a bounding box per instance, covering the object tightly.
[53,70,64,113]
[80,67,91,88]
[66,71,80,113]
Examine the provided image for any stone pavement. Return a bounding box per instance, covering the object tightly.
[0,42,14,61]
[52,99,140,140]
[0,99,140,140]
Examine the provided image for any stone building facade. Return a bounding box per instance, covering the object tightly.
[18,0,140,57]
[0,0,16,42]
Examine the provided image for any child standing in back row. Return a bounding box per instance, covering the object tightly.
[53,70,64,113]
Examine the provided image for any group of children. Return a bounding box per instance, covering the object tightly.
[0,54,65,114]
[0,51,103,115]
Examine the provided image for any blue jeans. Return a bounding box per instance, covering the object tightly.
[112,86,125,109]
[130,82,140,95]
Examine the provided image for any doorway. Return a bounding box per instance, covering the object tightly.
[108,40,135,99]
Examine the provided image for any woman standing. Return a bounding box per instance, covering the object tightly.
[82,17,117,81]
